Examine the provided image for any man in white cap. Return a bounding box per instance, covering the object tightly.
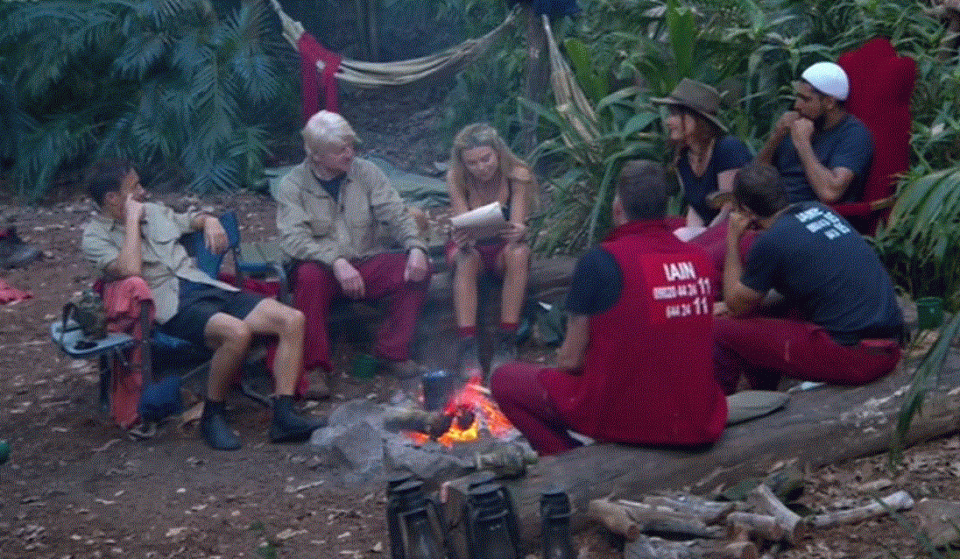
[755,61,873,205]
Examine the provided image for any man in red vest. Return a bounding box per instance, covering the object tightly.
[490,160,728,455]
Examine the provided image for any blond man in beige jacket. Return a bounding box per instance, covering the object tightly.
[276,111,431,399]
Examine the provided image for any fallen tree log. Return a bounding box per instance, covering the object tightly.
[444,350,960,545]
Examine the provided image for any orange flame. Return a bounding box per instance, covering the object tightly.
[407,376,515,448]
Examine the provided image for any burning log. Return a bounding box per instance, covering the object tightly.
[382,406,452,439]
[810,490,915,528]
[746,485,808,544]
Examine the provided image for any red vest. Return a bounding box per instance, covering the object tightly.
[542,220,727,445]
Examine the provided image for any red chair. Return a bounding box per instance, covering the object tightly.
[834,37,916,234]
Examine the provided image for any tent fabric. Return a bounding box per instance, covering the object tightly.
[266,160,448,209]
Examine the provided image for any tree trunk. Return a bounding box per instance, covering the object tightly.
[518,5,550,157]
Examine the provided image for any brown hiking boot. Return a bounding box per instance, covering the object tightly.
[300,368,331,401]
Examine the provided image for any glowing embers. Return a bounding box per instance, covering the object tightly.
[408,376,516,448]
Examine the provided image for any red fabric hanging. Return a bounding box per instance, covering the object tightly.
[298,33,343,122]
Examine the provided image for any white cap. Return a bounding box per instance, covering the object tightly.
[801,62,849,101]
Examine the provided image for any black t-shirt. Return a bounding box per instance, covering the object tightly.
[742,202,903,343]
[677,135,753,223]
[773,114,873,204]
[565,247,622,315]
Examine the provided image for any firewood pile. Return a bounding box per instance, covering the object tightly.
[587,469,919,559]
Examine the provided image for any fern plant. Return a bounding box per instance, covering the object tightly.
[0,0,295,200]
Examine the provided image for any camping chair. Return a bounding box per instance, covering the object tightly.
[834,37,916,235]
[51,212,285,426]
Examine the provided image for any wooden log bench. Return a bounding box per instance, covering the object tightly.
[442,349,960,545]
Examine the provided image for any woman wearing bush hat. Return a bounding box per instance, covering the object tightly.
[652,78,753,235]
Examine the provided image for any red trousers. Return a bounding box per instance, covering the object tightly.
[292,253,431,375]
[489,361,582,456]
[713,316,901,394]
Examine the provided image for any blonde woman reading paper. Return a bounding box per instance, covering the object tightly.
[446,124,537,381]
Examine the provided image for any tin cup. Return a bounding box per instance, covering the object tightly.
[421,370,454,411]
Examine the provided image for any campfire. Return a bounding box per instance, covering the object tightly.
[405,376,516,448]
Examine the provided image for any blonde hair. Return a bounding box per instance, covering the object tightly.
[449,123,533,200]
[302,110,357,154]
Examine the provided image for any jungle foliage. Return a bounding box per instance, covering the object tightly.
[0,0,296,199]
[501,0,960,314]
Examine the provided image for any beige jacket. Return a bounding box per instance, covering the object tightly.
[275,158,426,264]
[82,203,237,324]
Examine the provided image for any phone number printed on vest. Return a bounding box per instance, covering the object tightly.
[645,257,711,324]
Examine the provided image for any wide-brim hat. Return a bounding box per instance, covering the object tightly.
[651,78,728,133]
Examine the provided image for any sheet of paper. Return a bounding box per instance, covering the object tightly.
[449,201,507,230]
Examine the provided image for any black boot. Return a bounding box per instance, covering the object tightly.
[489,330,518,379]
[457,336,482,381]
[270,395,326,443]
[200,400,241,451]
[0,227,41,269]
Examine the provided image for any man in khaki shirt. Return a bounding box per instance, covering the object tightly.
[82,159,324,451]
[276,110,432,398]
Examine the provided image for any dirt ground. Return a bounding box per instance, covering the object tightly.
[2,89,960,558]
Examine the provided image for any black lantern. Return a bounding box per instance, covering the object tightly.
[387,478,446,559]
[540,488,575,559]
[387,472,416,559]
[465,482,521,559]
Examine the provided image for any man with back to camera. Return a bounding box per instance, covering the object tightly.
[714,163,903,394]
[82,159,325,450]
[755,61,873,205]
[490,160,727,455]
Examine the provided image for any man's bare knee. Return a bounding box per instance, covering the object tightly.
[206,315,253,351]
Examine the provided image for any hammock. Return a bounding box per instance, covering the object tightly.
[265,0,599,160]
[542,14,600,164]
[268,0,514,87]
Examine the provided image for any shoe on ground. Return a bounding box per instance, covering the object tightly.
[0,227,41,269]
[270,395,327,443]
[300,368,331,401]
[200,400,241,451]
[457,336,483,380]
